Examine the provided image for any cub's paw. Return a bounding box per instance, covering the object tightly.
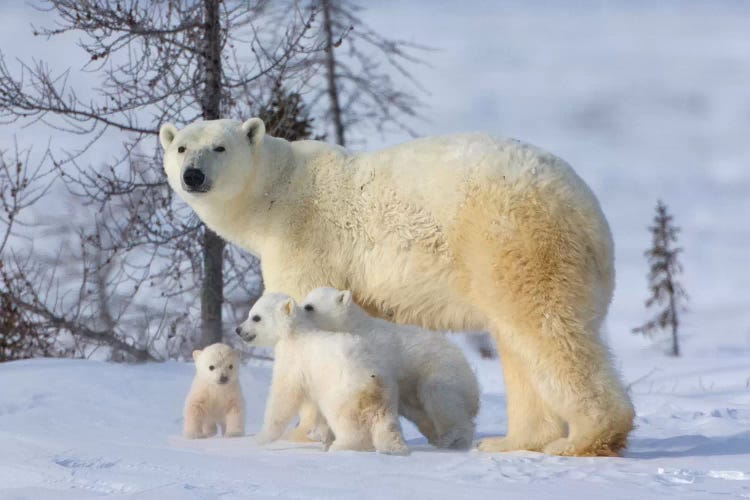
[285,426,317,443]
[378,443,410,456]
[436,428,474,450]
[254,431,276,445]
[477,436,523,453]
[542,438,576,456]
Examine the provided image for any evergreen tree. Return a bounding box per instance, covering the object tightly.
[633,200,687,356]
[258,83,317,142]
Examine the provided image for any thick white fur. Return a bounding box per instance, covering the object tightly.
[303,286,480,449]
[162,118,635,456]
[184,343,244,439]
[236,293,408,455]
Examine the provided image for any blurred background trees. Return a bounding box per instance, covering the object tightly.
[0,0,426,361]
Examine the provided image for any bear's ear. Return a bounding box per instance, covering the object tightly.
[337,290,353,306]
[159,123,178,150]
[241,117,266,147]
[278,297,296,317]
[192,349,202,362]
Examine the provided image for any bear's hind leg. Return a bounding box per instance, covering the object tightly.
[400,404,439,446]
[370,413,409,455]
[327,414,373,452]
[419,380,477,450]
[511,316,634,456]
[478,340,564,453]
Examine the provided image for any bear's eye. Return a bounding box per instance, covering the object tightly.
[213,146,225,152]
[177,146,186,153]
[251,315,261,323]
[304,304,314,312]
[229,364,233,370]
[209,365,215,371]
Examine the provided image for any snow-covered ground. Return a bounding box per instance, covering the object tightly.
[2,0,750,498]
[1,339,749,499]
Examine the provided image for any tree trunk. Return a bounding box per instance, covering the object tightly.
[666,268,680,357]
[201,227,224,347]
[668,283,679,357]
[321,0,345,146]
[199,0,225,347]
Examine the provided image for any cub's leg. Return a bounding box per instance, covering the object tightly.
[417,373,479,450]
[224,400,245,437]
[183,399,207,439]
[285,401,319,443]
[256,371,303,445]
[202,420,218,438]
[327,414,373,452]
[371,412,409,455]
[400,404,438,445]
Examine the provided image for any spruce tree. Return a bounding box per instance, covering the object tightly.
[633,200,687,356]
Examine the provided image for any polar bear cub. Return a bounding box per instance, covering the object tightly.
[302,287,480,449]
[184,343,245,439]
[236,293,408,454]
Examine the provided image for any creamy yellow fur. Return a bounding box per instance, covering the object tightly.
[162,119,635,456]
[184,343,244,439]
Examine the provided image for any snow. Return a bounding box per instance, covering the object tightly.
[1,339,750,499]
[2,0,750,498]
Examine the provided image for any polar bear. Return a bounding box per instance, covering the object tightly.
[183,343,244,439]
[160,118,635,456]
[236,293,408,454]
[303,286,479,449]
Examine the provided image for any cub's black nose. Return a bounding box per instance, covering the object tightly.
[182,168,206,188]
[235,326,242,335]
[219,375,229,384]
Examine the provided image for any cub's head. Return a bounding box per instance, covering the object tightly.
[192,343,240,385]
[235,293,298,347]
[159,118,265,202]
[301,287,354,331]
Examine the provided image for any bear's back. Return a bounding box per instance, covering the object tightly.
[340,133,590,230]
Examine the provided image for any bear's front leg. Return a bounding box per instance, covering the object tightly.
[255,370,303,445]
[285,401,319,443]
[314,409,333,446]
[184,400,208,439]
[224,401,245,438]
[202,421,218,437]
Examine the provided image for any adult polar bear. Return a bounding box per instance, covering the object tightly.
[160,118,634,456]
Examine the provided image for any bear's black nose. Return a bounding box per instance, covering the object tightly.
[219,375,229,384]
[183,168,206,188]
[235,326,242,335]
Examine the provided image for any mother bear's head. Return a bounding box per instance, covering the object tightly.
[159,118,266,202]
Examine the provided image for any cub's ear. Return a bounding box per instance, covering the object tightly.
[192,349,202,362]
[241,117,266,146]
[278,297,296,317]
[159,123,178,150]
[338,290,353,306]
